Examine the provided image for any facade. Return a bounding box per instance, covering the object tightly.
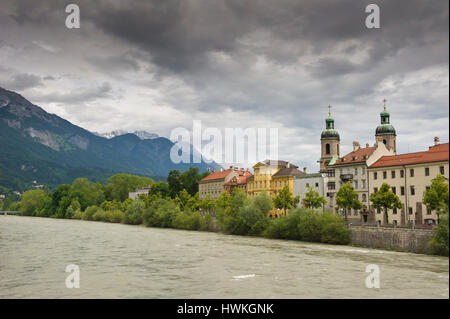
[321,104,397,222]
[129,187,151,200]
[368,140,449,226]
[293,173,328,209]
[199,167,242,199]
[223,170,253,194]
[247,160,304,198]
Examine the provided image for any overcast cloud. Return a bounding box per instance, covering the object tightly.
[0,0,448,170]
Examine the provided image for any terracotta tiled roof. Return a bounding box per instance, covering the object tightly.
[224,174,252,186]
[332,146,376,166]
[200,169,239,182]
[369,143,449,168]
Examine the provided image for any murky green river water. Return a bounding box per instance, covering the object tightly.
[0,216,448,298]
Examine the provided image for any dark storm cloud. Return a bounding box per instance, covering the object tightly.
[31,82,113,104]
[1,73,43,90]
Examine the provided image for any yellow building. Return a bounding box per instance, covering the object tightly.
[247,160,304,198]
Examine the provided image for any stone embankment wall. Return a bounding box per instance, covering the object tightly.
[349,226,434,254]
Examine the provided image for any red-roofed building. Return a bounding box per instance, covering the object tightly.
[368,139,449,226]
[199,166,250,199]
[223,170,253,195]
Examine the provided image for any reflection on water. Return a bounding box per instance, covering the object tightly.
[0,216,448,298]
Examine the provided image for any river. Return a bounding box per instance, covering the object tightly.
[0,216,448,298]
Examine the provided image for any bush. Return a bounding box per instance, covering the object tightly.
[263,208,350,245]
[123,200,145,225]
[108,209,125,223]
[430,214,449,256]
[72,210,83,220]
[82,205,99,221]
[143,198,180,227]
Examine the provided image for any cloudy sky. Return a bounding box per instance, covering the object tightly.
[0,0,448,171]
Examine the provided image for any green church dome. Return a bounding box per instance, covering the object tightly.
[376,124,396,136]
[321,128,340,139]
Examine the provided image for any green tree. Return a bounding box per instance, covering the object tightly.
[370,182,403,225]
[303,186,327,209]
[167,170,183,198]
[215,191,231,210]
[123,200,146,225]
[336,182,362,221]
[149,181,170,198]
[423,174,449,218]
[273,186,295,214]
[20,189,50,216]
[105,174,153,202]
[71,178,105,209]
[429,213,449,256]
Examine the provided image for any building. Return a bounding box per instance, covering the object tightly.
[247,160,304,198]
[368,139,449,226]
[199,167,243,199]
[129,187,151,200]
[293,172,328,209]
[321,103,396,221]
[223,170,253,195]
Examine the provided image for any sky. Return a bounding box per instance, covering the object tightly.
[0,0,448,171]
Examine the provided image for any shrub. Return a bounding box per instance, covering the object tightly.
[430,214,449,256]
[82,205,99,221]
[143,198,180,227]
[123,200,145,225]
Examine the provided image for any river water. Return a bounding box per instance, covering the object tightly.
[0,216,448,298]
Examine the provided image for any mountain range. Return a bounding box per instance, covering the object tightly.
[0,87,221,191]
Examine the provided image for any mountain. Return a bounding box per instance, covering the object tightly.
[93,130,159,140]
[0,87,221,191]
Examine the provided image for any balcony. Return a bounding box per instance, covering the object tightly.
[340,174,354,182]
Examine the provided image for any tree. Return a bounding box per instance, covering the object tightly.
[149,181,170,198]
[167,170,183,198]
[336,182,362,221]
[105,174,153,202]
[20,189,50,216]
[303,186,327,209]
[429,213,449,256]
[423,174,449,218]
[215,191,231,210]
[273,186,295,214]
[370,182,402,225]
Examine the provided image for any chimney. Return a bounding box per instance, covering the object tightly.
[434,136,440,146]
[220,168,223,172]
[303,167,307,173]
[366,143,369,148]
[353,141,360,152]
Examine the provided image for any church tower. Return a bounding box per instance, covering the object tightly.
[375,99,396,153]
[320,105,340,172]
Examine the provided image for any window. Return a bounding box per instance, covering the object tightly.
[354,181,358,189]
[426,186,431,191]
[410,169,414,177]
[383,171,387,179]
[328,182,336,190]
[374,172,378,180]
[400,170,404,178]
[355,168,358,175]
[392,187,396,194]
[326,143,331,155]
[440,166,445,175]
[306,183,310,187]
[408,207,413,215]
[362,167,365,175]
[401,186,405,196]
[374,187,378,193]
[410,186,415,196]
[425,167,430,176]
[427,207,432,215]
[362,180,366,189]
[393,208,397,215]
[327,169,335,177]
[377,208,381,214]
[362,194,367,202]
[391,170,396,178]
[315,183,319,187]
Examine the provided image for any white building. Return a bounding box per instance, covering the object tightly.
[293,173,328,209]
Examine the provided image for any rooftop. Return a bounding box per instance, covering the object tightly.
[369,143,449,168]
[272,166,304,177]
[331,146,376,166]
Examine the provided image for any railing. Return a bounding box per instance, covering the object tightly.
[0,211,20,215]
[340,174,353,181]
